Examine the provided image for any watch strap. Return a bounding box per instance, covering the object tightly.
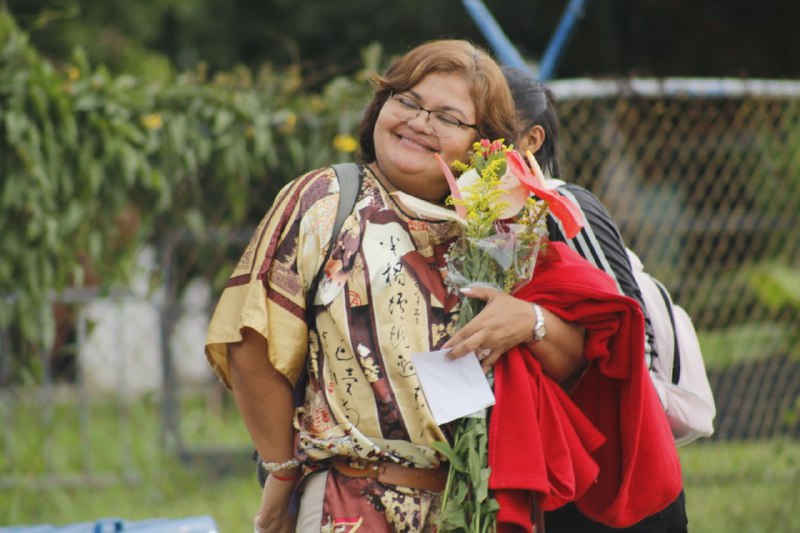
[531,303,547,343]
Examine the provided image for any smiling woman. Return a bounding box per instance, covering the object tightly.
[203,39,590,533]
[370,72,477,201]
[357,39,516,202]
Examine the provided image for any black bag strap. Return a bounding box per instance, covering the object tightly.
[654,279,681,385]
[331,163,362,248]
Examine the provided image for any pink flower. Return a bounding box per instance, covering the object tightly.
[505,150,584,239]
[434,153,467,220]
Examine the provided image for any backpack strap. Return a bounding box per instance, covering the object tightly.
[653,279,681,385]
[305,162,362,308]
[295,163,361,401]
[329,163,362,267]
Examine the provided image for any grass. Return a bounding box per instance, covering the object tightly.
[2,390,799,532]
[0,388,257,531]
[681,439,800,532]
[1,463,255,530]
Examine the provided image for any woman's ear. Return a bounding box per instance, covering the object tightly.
[518,124,546,154]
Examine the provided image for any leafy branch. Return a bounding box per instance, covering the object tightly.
[0,11,376,371]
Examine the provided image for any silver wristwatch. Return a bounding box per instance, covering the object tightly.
[531,303,547,343]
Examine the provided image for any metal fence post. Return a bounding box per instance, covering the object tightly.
[462,0,530,71]
[158,234,183,454]
[538,0,589,81]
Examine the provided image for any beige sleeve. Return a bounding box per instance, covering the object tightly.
[204,168,338,388]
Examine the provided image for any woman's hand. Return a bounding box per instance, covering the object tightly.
[254,474,298,533]
[443,286,537,371]
[443,285,586,382]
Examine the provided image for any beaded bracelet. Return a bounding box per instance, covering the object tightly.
[259,457,300,474]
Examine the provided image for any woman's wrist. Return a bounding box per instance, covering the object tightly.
[260,457,300,473]
[528,303,547,344]
[260,457,301,481]
[270,468,300,482]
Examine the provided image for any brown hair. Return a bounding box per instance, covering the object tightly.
[357,40,517,162]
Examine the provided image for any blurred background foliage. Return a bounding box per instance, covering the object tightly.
[0,8,378,366]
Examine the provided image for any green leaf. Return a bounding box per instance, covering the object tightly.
[213,109,235,134]
[430,441,466,471]
[438,502,469,531]
[475,468,491,503]
[467,438,482,481]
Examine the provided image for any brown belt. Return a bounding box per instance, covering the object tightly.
[331,459,447,492]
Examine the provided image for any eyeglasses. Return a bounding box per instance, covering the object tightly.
[388,92,478,135]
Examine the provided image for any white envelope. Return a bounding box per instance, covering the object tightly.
[411,349,495,425]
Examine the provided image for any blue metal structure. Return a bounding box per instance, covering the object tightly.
[538,0,588,81]
[461,0,529,71]
[462,0,589,81]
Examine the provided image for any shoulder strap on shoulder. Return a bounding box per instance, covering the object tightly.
[306,163,362,310]
[652,278,681,384]
[331,163,361,242]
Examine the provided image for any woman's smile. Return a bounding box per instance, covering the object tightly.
[393,130,438,153]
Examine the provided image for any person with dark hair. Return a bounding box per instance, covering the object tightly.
[502,66,689,532]
[503,65,664,371]
[502,67,563,179]
[204,42,588,533]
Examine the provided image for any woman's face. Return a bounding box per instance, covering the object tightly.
[372,73,477,202]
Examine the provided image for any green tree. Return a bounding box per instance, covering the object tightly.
[0,10,377,372]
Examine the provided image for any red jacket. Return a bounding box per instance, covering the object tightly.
[490,242,682,531]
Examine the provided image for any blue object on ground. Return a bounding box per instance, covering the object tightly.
[0,516,218,533]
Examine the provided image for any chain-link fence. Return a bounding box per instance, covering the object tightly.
[2,78,799,491]
[552,78,800,441]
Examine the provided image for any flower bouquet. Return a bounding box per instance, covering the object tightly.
[395,139,582,531]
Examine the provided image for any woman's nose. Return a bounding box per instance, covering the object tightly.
[407,110,435,133]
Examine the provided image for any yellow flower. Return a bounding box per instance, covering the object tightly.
[67,66,80,81]
[278,112,297,134]
[309,95,326,113]
[452,160,470,173]
[333,133,358,153]
[141,113,163,130]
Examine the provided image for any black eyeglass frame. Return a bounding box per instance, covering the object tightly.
[388,92,479,132]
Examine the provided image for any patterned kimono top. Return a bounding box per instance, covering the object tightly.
[205,165,463,531]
